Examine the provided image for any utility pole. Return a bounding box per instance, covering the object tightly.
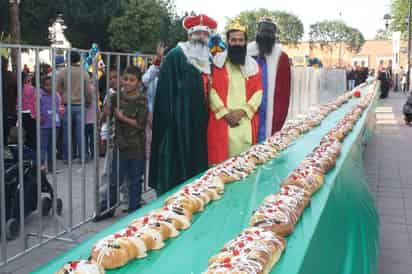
[9,0,21,70]
[407,0,412,92]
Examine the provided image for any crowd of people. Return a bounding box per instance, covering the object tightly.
[346,59,412,100]
[345,62,370,91]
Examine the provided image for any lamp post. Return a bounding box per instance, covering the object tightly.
[385,1,412,92]
[408,1,412,92]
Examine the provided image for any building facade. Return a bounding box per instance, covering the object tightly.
[283,39,408,71]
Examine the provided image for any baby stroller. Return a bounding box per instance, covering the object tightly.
[0,145,62,240]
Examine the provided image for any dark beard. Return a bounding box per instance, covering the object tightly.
[228,45,247,65]
[256,34,276,56]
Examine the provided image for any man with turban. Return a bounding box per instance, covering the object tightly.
[150,14,217,194]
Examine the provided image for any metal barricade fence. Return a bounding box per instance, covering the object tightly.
[0,43,153,267]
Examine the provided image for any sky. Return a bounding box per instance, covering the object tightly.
[174,0,391,40]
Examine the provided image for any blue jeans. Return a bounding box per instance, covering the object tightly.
[348,80,355,91]
[40,128,53,165]
[63,105,84,161]
[101,150,144,212]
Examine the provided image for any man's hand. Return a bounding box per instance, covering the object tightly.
[230,109,246,125]
[156,42,167,59]
[224,109,246,127]
[223,112,237,127]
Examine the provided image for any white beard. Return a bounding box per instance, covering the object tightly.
[179,41,211,74]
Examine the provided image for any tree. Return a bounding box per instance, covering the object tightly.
[1,0,187,52]
[17,0,125,49]
[390,0,408,34]
[9,1,21,70]
[108,0,187,53]
[375,28,393,40]
[225,9,304,44]
[157,2,192,50]
[108,0,167,52]
[0,0,125,49]
[309,20,365,53]
[0,1,10,39]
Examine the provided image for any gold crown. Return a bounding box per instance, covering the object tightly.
[258,16,276,25]
[228,19,247,32]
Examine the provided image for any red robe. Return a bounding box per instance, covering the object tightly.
[207,65,262,165]
[272,52,291,133]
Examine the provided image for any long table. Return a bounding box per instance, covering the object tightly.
[33,83,380,274]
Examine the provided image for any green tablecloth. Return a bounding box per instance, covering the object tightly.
[33,84,380,274]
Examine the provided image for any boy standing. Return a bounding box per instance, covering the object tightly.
[95,66,147,220]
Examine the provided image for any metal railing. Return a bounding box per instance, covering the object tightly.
[0,43,153,266]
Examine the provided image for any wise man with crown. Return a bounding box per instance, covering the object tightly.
[207,20,263,165]
[248,17,292,141]
[150,14,218,195]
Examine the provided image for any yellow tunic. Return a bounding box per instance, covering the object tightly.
[210,61,262,157]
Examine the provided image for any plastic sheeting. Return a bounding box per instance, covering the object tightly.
[288,68,347,119]
[32,84,379,274]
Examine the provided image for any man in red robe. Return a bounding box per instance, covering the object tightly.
[208,22,263,165]
[247,17,291,142]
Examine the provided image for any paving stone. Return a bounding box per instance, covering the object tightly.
[378,186,404,194]
[376,191,403,199]
[378,262,412,274]
[379,248,412,266]
[368,93,412,274]
[404,199,412,209]
[380,214,407,225]
[406,211,412,225]
[378,207,407,219]
[378,197,405,210]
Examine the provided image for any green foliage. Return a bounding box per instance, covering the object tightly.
[390,0,409,34]
[225,9,304,44]
[108,0,167,52]
[309,20,365,53]
[108,0,186,53]
[0,1,10,37]
[374,28,393,40]
[1,0,186,52]
[17,0,124,49]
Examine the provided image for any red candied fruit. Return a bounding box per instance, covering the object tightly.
[223,263,232,268]
[70,261,79,269]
